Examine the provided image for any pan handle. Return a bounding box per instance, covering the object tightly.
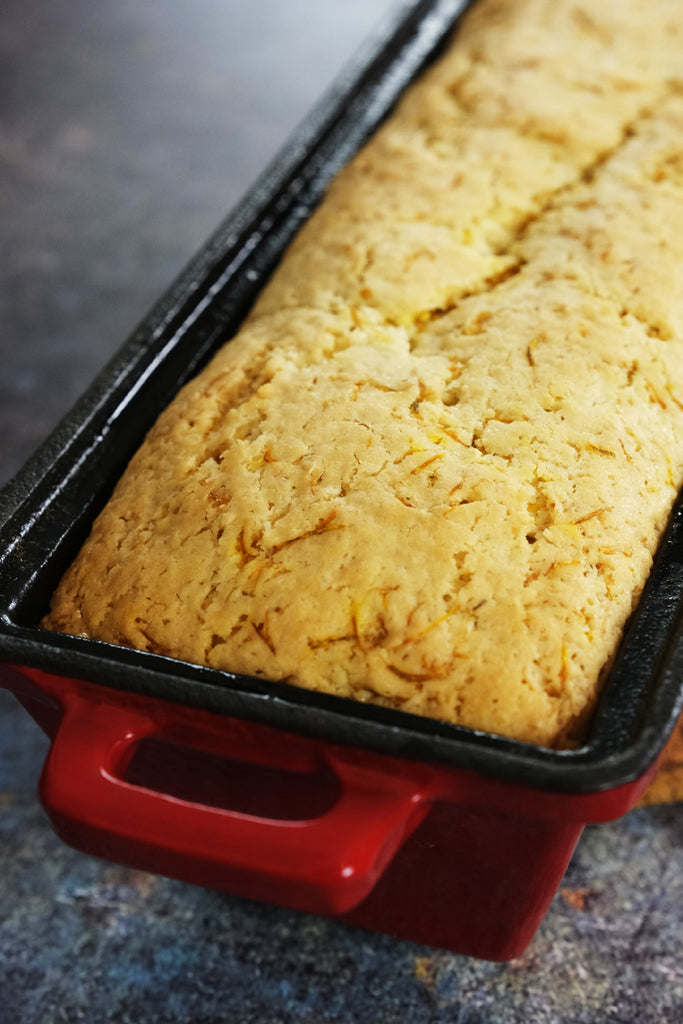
[38,692,433,916]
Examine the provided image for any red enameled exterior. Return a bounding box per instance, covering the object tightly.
[1,665,659,960]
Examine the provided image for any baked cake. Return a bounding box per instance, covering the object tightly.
[43,0,683,747]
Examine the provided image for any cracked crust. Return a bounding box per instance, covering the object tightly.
[43,0,683,747]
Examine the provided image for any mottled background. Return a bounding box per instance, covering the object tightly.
[1,1,682,1021]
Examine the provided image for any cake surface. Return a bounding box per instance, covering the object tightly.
[43,0,683,747]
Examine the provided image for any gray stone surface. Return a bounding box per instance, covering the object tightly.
[0,0,397,489]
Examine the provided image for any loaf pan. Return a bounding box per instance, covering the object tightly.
[2,0,683,961]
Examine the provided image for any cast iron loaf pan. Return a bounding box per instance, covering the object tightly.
[2,0,683,962]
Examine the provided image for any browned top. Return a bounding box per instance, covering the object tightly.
[43,0,683,748]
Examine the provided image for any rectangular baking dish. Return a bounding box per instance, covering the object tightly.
[2,0,683,962]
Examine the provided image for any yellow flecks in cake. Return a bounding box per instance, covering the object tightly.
[43,0,683,748]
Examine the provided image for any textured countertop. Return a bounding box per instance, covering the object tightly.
[1,1,682,1021]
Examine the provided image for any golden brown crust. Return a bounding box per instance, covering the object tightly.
[43,0,683,747]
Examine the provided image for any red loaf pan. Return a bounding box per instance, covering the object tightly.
[2,0,683,962]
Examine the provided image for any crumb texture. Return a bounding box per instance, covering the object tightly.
[44,0,683,747]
